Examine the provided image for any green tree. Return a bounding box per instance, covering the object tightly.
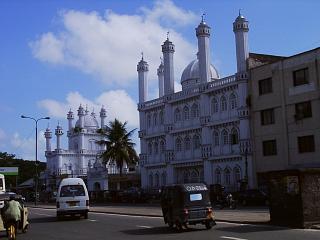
[98,119,139,176]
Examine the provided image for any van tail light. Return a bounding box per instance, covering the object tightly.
[56,202,60,208]
[183,208,189,215]
[86,200,89,206]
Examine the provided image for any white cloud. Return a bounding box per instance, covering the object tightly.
[30,0,197,87]
[0,129,6,141]
[38,90,139,128]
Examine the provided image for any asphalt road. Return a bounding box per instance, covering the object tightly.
[7,208,320,240]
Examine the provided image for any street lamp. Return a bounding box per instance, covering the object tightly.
[21,115,50,205]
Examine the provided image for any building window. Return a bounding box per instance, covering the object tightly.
[174,108,181,122]
[221,96,227,111]
[229,93,238,110]
[184,137,191,150]
[193,135,201,149]
[148,142,152,155]
[175,138,182,152]
[161,172,166,186]
[153,113,157,126]
[211,98,218,113]
[298,135,315,153]
[262,140,277,156]
[215,168,221,184]
[149,174,153,187]
[293,68,309,86]
[224,168,231,185]
[222,130,229,145]
[234,167,241,183]
[261,108,275,125]
[159,110,164,124]
[231,128,239,145]
[191,103,199,118]
[295,101,312,120]
[160,140,165,153]
[154,142,158,154]
[147,114,151,127]
[259,78,273,95]
[213,131,219,146]
[154,173,159,187]
[183,106,190,120]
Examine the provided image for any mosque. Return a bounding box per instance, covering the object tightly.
[137,13,253,191]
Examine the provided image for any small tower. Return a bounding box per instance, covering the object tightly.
[55,123,63,150]
[162,34,175,95]
[67,109,74,131]
[77,104,85,128]
[137,53,149,103]
[157,58,164,97]
[100,106,107,128]
[44,127,52,152]
[233,11,249,72]
[196,14,211,84]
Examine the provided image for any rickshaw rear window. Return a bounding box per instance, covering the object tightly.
[190,193,202,201]
[60,185,85,197]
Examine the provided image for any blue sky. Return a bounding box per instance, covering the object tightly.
[0,0,320,161]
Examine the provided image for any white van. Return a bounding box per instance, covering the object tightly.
[56,178,89,219]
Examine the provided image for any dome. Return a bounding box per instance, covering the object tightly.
[75,114,99,129]
[181,59,219,84]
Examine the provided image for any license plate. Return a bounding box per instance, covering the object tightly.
[68,201,78,207]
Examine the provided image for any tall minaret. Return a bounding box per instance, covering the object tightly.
[157,58,164,97]
[100,106,107,128]
[137,53,149,103]
[44,127,52,152]
[55,124,63,150]
[196,14,211,84]
[233,11,249,72]
[67,109,74,131]
[162,34,175,95]
[77,105,85,128]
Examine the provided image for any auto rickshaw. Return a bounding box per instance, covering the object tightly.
[161,183,216,230]
[0,193,29,236]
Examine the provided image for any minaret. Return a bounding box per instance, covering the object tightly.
[55,123,63,150]
[44,127,52,152]
[196,14,211,84]
[233,11,249,72]
[162,33,175,95]
[137,53,149,103]
[100,106,107,128]
[67,109,74,131]
[77,105,85,128]
[157,58,164,97]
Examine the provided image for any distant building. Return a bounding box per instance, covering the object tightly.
[248,48,320,187]
[138,14,253,191]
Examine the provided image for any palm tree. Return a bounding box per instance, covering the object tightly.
[98,119,139,176]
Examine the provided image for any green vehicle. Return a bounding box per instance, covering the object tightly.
[161,183,216,230]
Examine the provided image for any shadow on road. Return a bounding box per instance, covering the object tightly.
[215,224,289,233]
[122,226,206,235]
[29,215,84,224]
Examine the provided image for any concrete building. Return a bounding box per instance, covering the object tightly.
[249,48,320,187]
[138,14,253,191]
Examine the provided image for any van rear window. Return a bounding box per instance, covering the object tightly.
[190,193,202,201]
[60,185,85,197]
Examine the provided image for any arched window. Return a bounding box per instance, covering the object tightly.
[174,108,181,122]
[229,93,238,110]
[222,130,229,145]
[153,113,157,126]
[183,170,190,183]
[234,167,241,183]
[221,96,227,111]
[190,169,199,183]
[175,138,182,152]
[211,98,218,114]
[224,168,231,185]
[215,168,221,184]
[148,142,152,155]
[160,140,165,153]
[154,141,159,154]
[161,172,167,186]
[147,114,151,127]
[159,110,164,124]
[231,128,239,145]
[191,103,199,118]
[155,173,159,187]
[149,174,153,187]
[184,137,191,150]
[183,106,190,120]
[193,135,201,149]
[213,131,219,146]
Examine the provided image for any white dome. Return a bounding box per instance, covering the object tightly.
[181,59,219,84]
[75,114,99,129]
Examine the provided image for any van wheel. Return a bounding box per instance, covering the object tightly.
[84,212,88,219]
[175,221,183,231]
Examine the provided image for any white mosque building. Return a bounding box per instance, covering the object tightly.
[138,14,253,191]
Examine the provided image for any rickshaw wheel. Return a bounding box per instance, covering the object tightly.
[168,222,174,228]
[175,221,183,231]
[182,223,188,229]
[205,220,214,230]
[22,224,29,233]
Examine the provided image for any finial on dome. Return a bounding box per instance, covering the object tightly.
[239,9,241,16]
[141,52,144,61]
[201,13,206,23]
[166,31,170,40]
